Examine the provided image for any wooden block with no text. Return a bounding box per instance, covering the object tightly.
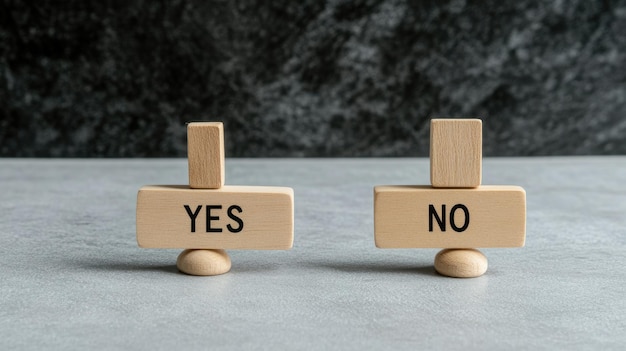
[188,122,225,189]
[137,185,294,249]
[374,185,526,248]
[430,118,482,188]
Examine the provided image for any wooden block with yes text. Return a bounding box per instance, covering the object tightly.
[137,185,294,249]
[374,185,526,248]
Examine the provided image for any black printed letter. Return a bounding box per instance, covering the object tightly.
[450,204,470,232]
[184,205,202,232]
[227,205,244,233]
[429,204,446,232]
[206,205,222,232]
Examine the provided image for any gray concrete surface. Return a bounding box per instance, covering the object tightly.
[0,158,624,350]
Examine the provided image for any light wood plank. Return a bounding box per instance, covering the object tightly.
[137,185,293,249]
[188,122,225,189]
[374,185,525,248]
[430,118,482,188]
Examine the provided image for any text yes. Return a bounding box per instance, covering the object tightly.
[184,205,244,233]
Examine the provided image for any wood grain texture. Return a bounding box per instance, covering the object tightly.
[434,249,488,278]
[137,185,294,249]
[188,122,225,189]
[374,185,526,248]
[430,119,482,188]
[176,249,231,276]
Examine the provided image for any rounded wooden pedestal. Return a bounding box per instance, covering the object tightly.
[176,249,231,276]
[434,249,488,278]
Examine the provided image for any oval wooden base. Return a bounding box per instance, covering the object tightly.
[434,249,488,278]
[176,249,231,276]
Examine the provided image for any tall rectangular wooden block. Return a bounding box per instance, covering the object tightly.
[188,122,225,189]
[374,185,526,248]
[430,118,482,188]
[137,185,294,249]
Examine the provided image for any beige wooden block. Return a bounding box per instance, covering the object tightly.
[374,185,526,248]
[430,118,482,188]
[177,249,231,276]
[434,249,488,278]
[188,122,225,189]
[137,185,293,249]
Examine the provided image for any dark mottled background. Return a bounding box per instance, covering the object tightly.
[1,0,625,157]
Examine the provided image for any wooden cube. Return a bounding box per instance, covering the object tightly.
[137,185,294,249]
[430,118,482,188]
[374,185,526,248]
[188,122,225,189]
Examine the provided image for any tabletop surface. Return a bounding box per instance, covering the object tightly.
[1,158,625,350]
